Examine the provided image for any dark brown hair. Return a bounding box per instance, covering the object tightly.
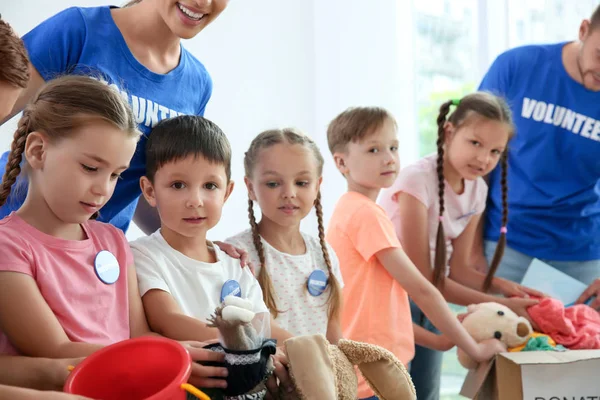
[145,115,231,183]
[433,92,514,292]
[590,5,600,31]
[244,128,341,320]
[0,16,29,89]
[0,75,140,209]
[326,106,395,154]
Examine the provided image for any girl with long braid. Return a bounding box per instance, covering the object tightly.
[226,129,344,343]
[379,92,543,400]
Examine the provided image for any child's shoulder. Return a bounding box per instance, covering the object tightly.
[0,214,32,248]
[331,192,385,227]
[86,219,130,244]
[399,154,438,180]
[300,231,327,251]
[129,230,163,254]
[224,229,254,247]
[335,191,373,210]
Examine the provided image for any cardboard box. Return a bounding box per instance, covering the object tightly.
[460,350,600,400]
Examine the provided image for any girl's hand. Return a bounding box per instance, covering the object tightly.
[503,297,540,330]
[266,351,294,398]
[472,338,506,363]
[495,278,544,298]
[47,357,85,391]
[43,392,92,400]
[179,341,228,389]
[213,241,250,269]
[0,386,92,400]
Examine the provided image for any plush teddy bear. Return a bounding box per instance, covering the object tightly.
[280,334,416,400]
[205,296,416,400]
[457,302,532,369]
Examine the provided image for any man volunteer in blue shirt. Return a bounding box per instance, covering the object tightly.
[474,5,600,310]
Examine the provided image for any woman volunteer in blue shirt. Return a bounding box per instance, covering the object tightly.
[0,0,226,234]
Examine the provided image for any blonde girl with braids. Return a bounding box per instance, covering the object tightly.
[0,76,227,390]
[379,92,542,400]
[226,128,344,343]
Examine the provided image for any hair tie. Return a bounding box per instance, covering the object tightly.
[500,226,507,234]
[438,216,444,222]
[451,99,461,106]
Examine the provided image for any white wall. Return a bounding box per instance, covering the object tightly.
[0,0,414,241]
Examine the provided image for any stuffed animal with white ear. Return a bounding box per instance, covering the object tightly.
[457,302,532,369]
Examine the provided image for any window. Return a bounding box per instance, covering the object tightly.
[507,0,599,47]
[414,0,478,157]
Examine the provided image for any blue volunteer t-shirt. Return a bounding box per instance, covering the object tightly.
[480,42,600,261]
[0,6,212,232]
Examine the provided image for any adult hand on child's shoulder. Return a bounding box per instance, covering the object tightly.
[180,341,228,389]
[213,241,250,268]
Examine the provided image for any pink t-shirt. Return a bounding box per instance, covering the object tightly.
[0,213,131,355]
[379,154,488,275]
[327,191,414,399]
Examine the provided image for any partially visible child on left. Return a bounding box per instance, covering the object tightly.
[0,16,84,400]
[0,76,227,397]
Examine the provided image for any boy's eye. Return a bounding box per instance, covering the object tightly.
[391,146,398,152]
[110,173,121,181]
[266,182,279,188]
[81,164,97,172]
[171,182,186,189]
[470,140,481,147]
[491,149,502,155]
[296,181,309,187]
[204,182,218,190]
[369,148,379,153]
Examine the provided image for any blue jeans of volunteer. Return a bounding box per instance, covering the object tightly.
[483,241,600,286]
[407,299,443,400]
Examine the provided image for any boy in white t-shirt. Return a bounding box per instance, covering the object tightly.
[130,116,293,349]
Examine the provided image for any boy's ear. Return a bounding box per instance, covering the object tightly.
[244,176,257,201]
[139,176,157,207]
[580,19,591,41]
[224,180,235,202]
[333,152,349,175]
[24,131,49,170]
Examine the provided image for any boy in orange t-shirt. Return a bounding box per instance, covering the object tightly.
[325,107,505,399]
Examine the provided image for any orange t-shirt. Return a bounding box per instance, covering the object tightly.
[326,192,414,398]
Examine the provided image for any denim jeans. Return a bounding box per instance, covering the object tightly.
[406,299,443,400]
[484,241,600,285]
